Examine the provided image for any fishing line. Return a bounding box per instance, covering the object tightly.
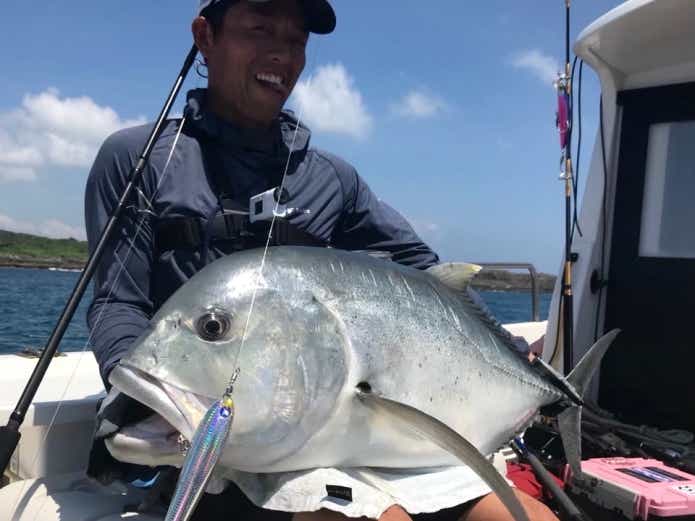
[3,39,200,508]
[157,37,323,521]
[11,10,321,516]
[10,113,190,520]
[593,96,608,343]
[226,42,321,396]
[159,88,315,519]
[230,105,306,390]
[570,57,583,240]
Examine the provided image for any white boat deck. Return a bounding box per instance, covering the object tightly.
[0,352,105,482]
[0,352,105,425]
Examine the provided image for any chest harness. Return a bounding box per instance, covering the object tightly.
[144,121,327,259]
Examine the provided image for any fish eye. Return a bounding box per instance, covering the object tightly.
[196,311,232,342]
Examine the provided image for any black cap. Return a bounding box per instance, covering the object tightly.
[197,0,336,34]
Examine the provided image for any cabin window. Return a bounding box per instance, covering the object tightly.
[639,120,695,258]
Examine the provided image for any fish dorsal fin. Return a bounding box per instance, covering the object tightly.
[426,262,482,291]
[566,329,621,397]
[357,389,530,521]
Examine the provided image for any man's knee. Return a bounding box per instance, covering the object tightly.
[293,510,348,521]
[460,489,559,521]
[293,505,412,521]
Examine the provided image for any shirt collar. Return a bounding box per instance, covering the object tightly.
[184,88,311,158]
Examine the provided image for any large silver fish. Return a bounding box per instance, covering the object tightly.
[105,246,616,521]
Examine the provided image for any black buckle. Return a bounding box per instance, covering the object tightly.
[154,216,205,252]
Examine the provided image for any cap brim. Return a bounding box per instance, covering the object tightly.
[300,0,336,34]
[198,0,335,34]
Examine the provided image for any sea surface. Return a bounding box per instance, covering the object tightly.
[0,267,552,355]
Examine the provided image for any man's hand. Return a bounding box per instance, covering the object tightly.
[95,387,152,439]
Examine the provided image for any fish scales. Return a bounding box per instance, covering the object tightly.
[108,246,563,476]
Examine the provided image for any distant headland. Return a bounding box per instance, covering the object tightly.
[0,229,556,292]
[0,229,86,270]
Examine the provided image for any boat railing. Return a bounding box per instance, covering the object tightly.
[474,263,540,322]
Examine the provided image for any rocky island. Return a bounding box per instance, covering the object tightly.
[0,229,556,292]
[0,230,87,270]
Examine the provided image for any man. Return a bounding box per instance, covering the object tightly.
[85,1,557,520]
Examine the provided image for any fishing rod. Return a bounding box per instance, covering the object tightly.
[556,0,575,375]
[0,44,199,477]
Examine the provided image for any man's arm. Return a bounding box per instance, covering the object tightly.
[85,130,155,386]
[332,164,439,269]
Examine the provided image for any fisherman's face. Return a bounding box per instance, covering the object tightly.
[194,0,308,128]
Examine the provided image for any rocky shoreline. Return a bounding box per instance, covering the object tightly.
[0,256,85,270]
[0,256,556,292]
[0,229,87,270]
[471,270,556,292]
[1,228,557,291]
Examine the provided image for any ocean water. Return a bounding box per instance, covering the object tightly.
[0,267,551,355]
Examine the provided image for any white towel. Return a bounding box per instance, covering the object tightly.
[228,455,510,519]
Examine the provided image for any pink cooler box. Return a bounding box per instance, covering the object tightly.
[565,458,695,519]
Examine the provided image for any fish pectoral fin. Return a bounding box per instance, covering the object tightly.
[356,389,530,521]
[426,262,482,291]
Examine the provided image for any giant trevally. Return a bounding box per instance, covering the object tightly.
[104,246,617,521]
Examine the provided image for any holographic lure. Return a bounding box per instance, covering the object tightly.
[165,394,235,521]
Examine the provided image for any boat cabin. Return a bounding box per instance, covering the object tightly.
[543,0,695,433]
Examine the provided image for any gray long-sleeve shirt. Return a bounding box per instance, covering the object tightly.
[85,89,439,385]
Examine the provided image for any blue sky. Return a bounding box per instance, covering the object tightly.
[0,1,625,273]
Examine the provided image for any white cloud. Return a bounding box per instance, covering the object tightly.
[0,89,145,183]
[391,90,447,119]
[0,214,86,241]
[511,49,559,87]
[41,219,87,241]
[0,131,42,165]
[291,63,372,139]
[0,166,37,183]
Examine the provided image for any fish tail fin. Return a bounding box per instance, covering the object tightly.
[558,329,621,477]
[566,329,621,397]
[357,388,530,521]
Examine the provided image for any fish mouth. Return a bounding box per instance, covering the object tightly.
[106,414,185,468]
[106,364,214,466]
